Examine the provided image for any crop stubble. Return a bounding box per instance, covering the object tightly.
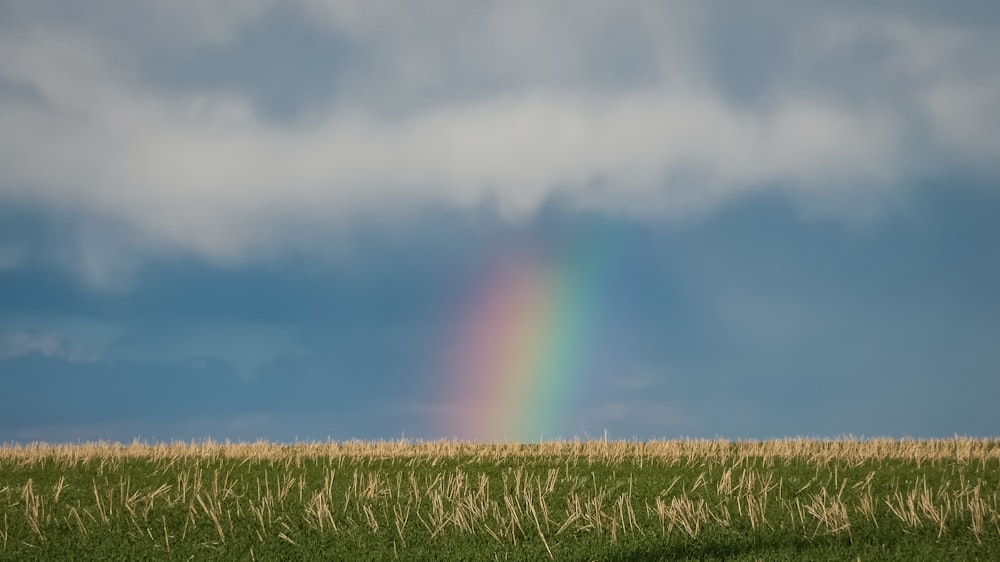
[1,438,998,560]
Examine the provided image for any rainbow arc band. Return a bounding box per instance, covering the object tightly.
[445,227,620,441]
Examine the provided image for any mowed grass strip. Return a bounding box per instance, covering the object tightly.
[1,438,998,561]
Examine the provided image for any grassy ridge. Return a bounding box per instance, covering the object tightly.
[1,438,998,560]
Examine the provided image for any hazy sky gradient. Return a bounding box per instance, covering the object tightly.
[1,1,998,442]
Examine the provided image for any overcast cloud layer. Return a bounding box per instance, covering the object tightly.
[2,1,999,283]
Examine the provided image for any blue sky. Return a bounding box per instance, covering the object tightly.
[1,2,998,443]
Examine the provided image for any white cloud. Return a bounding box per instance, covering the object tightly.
[925,83,1000,171]
[1,1,998,280]
[0,332,60,358]
[0,331,99,362]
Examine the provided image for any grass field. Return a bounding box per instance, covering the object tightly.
[1,438,998,560]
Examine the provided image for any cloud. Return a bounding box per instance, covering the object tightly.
[1,2,998,282]
[0,331,98,362]
[0,332,60,358]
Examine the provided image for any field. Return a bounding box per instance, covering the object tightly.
[1,438,999,560]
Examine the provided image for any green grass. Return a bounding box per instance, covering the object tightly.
[1,439,998,560]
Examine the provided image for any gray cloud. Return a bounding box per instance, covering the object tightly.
[1,1,998,281]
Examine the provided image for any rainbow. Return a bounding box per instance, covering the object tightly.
[442,228,618,441]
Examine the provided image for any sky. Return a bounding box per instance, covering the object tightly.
[1,1,999,443]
